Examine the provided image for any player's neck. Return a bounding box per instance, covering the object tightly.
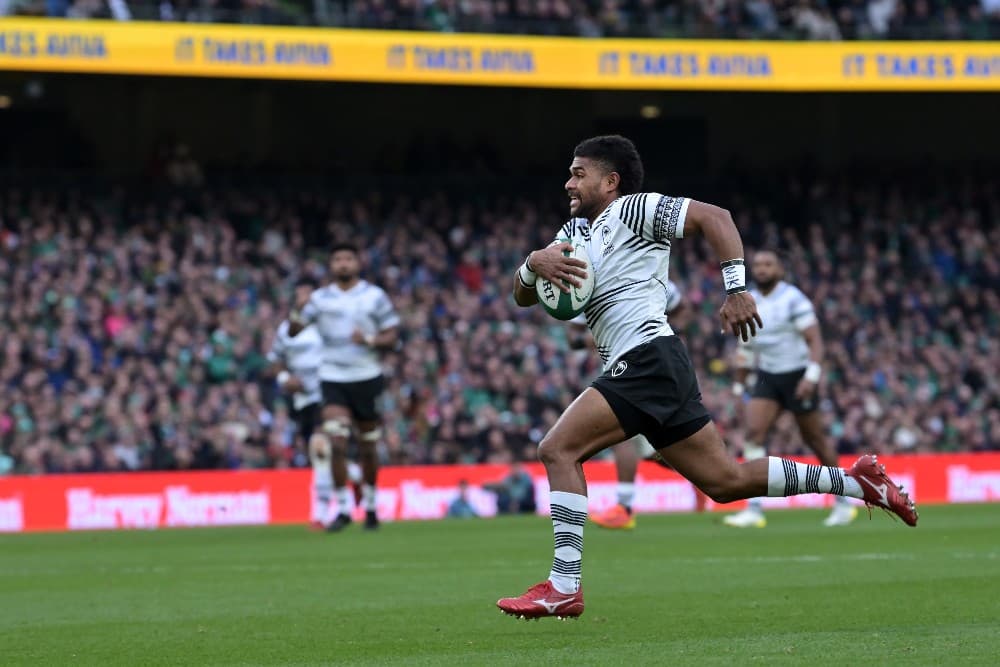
[335,278,360,291]
[587,194,618,225]
[759,281,780,296]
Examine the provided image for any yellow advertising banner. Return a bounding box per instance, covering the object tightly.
[0,18,998,91]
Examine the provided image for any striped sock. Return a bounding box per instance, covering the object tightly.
[548,491,587,594]
[766,457,863,499]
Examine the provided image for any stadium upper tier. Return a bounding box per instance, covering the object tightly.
[0,174,997,475]
[4,0,999,41]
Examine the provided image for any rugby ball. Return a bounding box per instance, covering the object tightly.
[536,239,595,321]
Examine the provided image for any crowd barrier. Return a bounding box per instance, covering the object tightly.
[0,19,998,90]
[1,452,998,532]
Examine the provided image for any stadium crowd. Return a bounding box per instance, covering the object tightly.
[2,0,998,40]
[0,175,998,475]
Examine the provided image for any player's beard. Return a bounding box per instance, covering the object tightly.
[756,276,779,292]
[571,195,597,221]
[334,271,357,286]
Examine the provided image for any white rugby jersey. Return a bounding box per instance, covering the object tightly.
[267,320,323,410]
[301,280,400,382]
[737,281,817,373]
[568,279,682,328]
[560,193,689,369]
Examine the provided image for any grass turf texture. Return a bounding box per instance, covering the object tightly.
[2,504,998,666]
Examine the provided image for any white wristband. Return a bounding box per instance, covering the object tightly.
[804,362,822,383]
[732,382,745,397]
[364,334,376,348]
[518,258,537,287]
[276,371,291,387]
[721,259,747,295]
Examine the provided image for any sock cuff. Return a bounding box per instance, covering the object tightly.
[550,491,588,513]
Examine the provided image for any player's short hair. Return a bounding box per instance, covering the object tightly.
[295,276,317,289]
[573,135,644,196]
[755,248,786,265]
[330,242,359,257]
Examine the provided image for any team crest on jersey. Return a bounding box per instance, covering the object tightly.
[611,360,628,377]
[600,224,616,257]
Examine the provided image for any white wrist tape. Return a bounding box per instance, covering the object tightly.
[804,362,822,383]
[518,259,537,287]
[720,259,747,295]
[276,371,291,386]
[732,382,745,397]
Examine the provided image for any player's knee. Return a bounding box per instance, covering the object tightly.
[699,468,747,504]
[308,434,330,462]
[537,434,574,467]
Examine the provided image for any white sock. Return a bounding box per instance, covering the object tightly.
[312,459,332,522]
[548,491,586,595]
[747,498,764,512]
[766,457,863,499]
[336,487,353,516]
[314,484,332,522]
[616,482,635,510]
[362,484,377,512]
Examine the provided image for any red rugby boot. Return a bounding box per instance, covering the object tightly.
[848,455,918,527]
[497,581,584,620]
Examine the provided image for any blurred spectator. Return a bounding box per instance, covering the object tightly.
[0,172,998,475]
[446,479,479,518]
[485,463,538,513]
[6,0,997,40]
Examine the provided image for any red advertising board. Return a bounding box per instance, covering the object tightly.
[1,453,998,533]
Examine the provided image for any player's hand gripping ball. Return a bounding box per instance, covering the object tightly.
[535,239,595,321]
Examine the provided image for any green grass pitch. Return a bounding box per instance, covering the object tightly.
[2,504,998,666]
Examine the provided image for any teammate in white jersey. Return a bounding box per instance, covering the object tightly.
[267,278,330,529]
[576,281,691,530]
[497,135,917,621]
[724,250,857,528]
[290,243,401,532]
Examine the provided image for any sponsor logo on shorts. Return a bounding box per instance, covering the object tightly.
[612,360,628,377]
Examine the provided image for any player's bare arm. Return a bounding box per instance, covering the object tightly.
[682,200,763,341]
[352,325,400,351]
[287,287,313,336]
[795,323,824,399]
[264,360,306,394]
[512,242,588,306]
[731,343,754,396]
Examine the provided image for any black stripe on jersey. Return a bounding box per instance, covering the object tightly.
[585,279,648,315]
[586,300,623,328]
[620,194,647,236]
[622,235,667,253]
[560,221,574,239]
[598,346,611,362]
[636,319,663,337]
